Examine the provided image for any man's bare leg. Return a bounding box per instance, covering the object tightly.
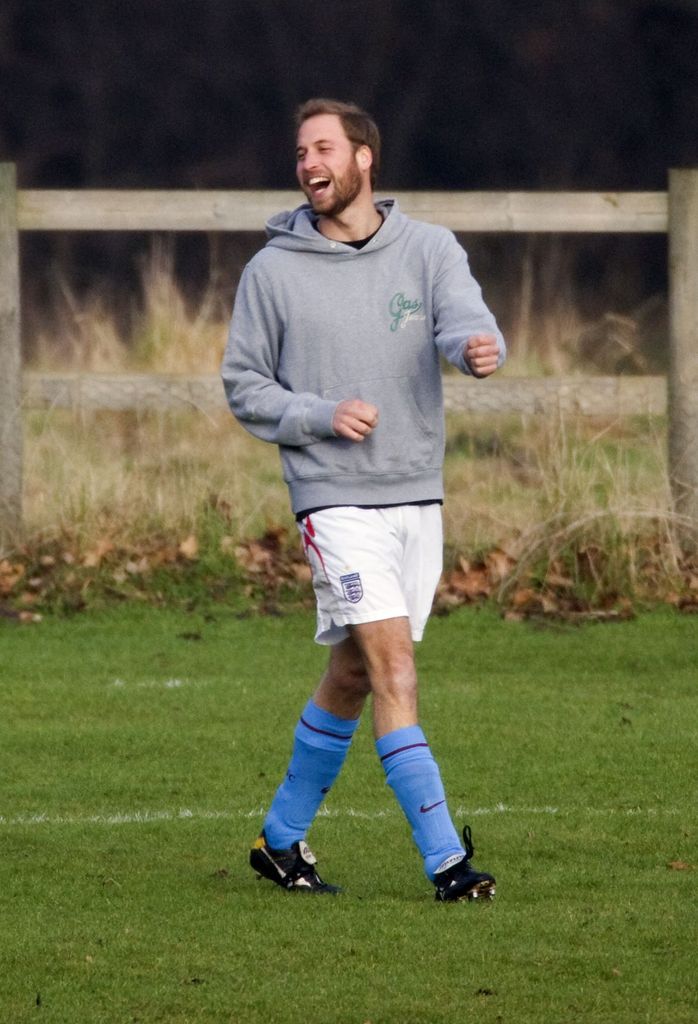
[312,618,416,735]
[312,635,372,721]
[252,617,494,897]
[346,616,417,737]
[346,616,466,881]
[256,637,365,864]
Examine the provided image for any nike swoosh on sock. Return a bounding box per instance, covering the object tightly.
[419,799,446,813]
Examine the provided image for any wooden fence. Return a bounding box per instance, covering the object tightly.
[1,169,697,548]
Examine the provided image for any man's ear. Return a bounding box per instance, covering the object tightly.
[357,146,372,170]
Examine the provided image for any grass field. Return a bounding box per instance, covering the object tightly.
[2,605,697,1023]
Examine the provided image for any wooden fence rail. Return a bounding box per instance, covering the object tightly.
[22,372,667,418]
[16,189,668,233]
[1,171,697,549]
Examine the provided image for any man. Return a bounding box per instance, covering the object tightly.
[222,98,505,902]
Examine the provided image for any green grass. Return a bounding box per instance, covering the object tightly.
[2,606,697,1023]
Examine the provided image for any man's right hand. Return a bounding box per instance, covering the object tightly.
[332,399,379,442]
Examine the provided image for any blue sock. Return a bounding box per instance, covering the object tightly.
[263,700,360,849]
[376,725,464,880]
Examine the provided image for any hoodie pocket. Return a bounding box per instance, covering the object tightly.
[285,375,438,480]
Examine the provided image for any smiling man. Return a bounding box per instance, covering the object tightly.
[222,98,505,902]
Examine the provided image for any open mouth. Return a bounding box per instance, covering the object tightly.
[307,176,331,198]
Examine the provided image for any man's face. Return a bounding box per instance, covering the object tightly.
[296,113,366,217]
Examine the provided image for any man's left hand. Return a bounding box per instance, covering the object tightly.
[464,334,500,378]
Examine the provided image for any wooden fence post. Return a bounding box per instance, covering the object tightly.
[0,164,22,549]
[668,169,698,552]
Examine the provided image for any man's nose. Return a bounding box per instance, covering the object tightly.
[300,153,319,173]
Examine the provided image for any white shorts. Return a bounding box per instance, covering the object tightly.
[297,504,443,646]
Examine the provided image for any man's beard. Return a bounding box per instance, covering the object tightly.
[308,159,363,217]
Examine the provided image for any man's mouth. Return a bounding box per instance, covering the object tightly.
[307,176,331,198]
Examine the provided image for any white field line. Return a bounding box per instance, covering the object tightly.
[0,802,684,829]
[109,678,199,689]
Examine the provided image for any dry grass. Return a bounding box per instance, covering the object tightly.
[24,408,288,547]
[22,404,682,604]
[442,411,688,601]
[17,248,687,606]
[31,241,228,375]
[443,413,670,549]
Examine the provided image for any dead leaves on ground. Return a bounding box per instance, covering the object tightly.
[433,548,635,623]
[1,529,698,623]
[435,544,698,623]
[0,525,313,622]
[0,559,25,595]
[0,535,202,620]
[233,526,312,588]
[1,560,42,622]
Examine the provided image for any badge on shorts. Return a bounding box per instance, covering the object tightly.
[340,572,363,603]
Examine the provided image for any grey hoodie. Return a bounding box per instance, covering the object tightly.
[222,199,505,514]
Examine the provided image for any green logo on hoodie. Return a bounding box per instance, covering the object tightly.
[389,292,426,332]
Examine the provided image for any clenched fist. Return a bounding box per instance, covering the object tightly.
[464,334,500,378]
[332,399,379,442]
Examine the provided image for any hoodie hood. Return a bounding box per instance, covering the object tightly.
[264,198,406,254]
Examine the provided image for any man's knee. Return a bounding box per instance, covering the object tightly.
[354,618,413,675]
[323,639,372,699]
[350,618,418,695]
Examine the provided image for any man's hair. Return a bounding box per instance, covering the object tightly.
[295,98,381,188]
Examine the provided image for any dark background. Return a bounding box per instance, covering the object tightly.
[2,0,697,363]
